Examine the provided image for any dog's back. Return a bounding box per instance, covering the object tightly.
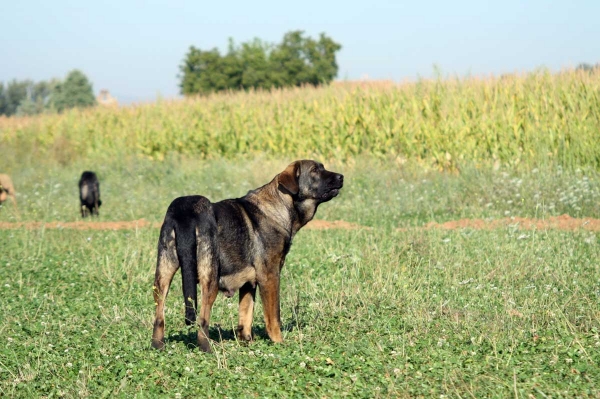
[78,171,101,217]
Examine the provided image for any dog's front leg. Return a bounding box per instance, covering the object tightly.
[259,274,283,343]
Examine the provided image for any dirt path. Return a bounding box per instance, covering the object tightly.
[422,214,600,232]
[0,214,598,231]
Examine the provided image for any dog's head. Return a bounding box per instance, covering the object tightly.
[278,160,344,203]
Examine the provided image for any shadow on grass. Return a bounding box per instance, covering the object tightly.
[162,318,306,350]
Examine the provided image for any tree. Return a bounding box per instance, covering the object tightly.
[180,47,231,95]
[0,83,6,116]
[15,98,39,116]
[310,33,342,84]
[0,72,94,117]
[179,31,342,95]
[52,70,96,112]
[239,39,273,89]
[16,79,60,116]
[269,31,313,87]
[2,80,31,116]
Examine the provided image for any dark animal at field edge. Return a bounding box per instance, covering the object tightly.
[79,171,102,218]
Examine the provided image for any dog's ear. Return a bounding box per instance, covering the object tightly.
[278,162,300,195]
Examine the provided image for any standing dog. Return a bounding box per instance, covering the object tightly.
[78,171,102,217]
[0,174,17,210]
[151,160,344,352]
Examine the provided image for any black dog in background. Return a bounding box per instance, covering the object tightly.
[79,171,102,217]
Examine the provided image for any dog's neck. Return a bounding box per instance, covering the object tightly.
[245,178,316,238]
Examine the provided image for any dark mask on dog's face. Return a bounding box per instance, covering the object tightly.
[278,160,344,203]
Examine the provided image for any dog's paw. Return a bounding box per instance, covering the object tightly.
[151,339,165,350]
[198,339,212,353]
[236,325,253,342]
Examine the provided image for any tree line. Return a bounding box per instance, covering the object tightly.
[1,30,342,117]
[179,30,342,95]
[0,70,96,117]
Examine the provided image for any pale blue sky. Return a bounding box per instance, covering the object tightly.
[1,0,598,104]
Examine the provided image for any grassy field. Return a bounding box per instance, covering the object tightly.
[0,157,599,398]
[1,69,600,397]
[0,156,599,228]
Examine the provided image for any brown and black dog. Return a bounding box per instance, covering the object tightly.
[151,160,344,352]
[0,174,17,211]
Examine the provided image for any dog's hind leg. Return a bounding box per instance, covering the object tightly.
[237,282,256,341]
[192,215,219,352]
[193,224,219,352]
[197,275,218,353]
[151,228,179,350]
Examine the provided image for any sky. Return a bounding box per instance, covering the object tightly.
[1,0,599,104]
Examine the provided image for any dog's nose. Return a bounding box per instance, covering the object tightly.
[336,174,344,183]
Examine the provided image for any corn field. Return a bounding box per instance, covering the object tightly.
[1,69,599,169]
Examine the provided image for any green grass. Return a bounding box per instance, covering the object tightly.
[1,158,599,397]
[1,227,599,397]
[1,156,599,228]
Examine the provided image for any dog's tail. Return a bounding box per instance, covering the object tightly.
[174,220,199,325]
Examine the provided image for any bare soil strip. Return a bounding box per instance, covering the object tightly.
[0,214,598,231]
[423,214,600,232]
